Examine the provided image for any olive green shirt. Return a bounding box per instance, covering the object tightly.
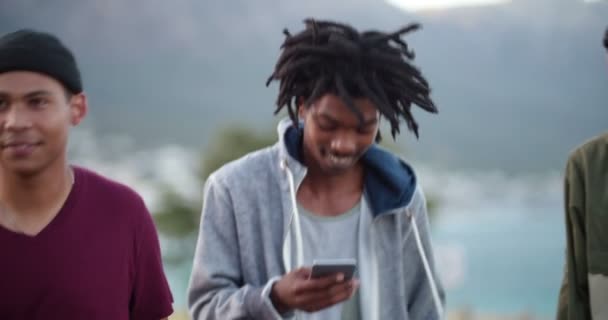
[557,132,608,320]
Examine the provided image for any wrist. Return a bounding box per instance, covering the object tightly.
[270,283,290,314]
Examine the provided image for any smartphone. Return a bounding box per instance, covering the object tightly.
[309,258,357,280]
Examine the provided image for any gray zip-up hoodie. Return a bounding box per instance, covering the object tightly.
[188,118,445,320]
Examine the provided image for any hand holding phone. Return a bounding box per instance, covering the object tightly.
[270,263,359,314]
[309,258,357,280]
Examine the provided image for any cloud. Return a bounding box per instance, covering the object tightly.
[386,0,511,12]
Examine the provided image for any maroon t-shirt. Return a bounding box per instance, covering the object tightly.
[0,167,173,319]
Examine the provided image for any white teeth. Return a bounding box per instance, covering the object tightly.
[328,154,354,167]
[3,143,34,150]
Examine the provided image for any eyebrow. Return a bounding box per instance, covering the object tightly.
[316,113,378,127]
[360,117,379,127]
[0,90,53,99]
[24,90,53,98]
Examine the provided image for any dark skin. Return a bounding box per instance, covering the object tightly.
[298,93,379,216]
[270,93,379,313]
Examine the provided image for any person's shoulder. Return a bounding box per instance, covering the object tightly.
[73,167,157,245]
[569,132,608,163]
[73,166,145,208]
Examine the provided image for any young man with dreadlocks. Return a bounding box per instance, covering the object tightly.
[188,18,445,320]
[556,27,608,320]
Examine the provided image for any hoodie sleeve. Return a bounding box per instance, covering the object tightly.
[556,152,592,320]
[188,175,287,320]
[406,187,446,320]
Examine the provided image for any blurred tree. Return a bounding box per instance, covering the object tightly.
[153,123,440,264]
[153,125,276,264]
[197,125,278,182]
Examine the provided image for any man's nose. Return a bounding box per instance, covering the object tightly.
[3,107,33,131]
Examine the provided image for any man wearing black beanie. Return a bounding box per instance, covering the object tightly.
[556,26,608,320]
[604,27,608,51]
[0,30,173,320]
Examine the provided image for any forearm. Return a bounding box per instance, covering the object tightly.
[189,277,286,320]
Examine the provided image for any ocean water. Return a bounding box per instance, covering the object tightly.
[164,212,565,317]
[433,209,564,317]
[69,135,566,317]
[164,169,566,318]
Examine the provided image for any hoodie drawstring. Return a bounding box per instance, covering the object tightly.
[280,159,304,269]
[281,158,443,319]
[410,212,444,318]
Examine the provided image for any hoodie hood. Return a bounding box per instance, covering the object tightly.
[277,118,417,216]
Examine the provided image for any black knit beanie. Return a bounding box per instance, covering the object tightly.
[604,26,608,51]
[0,29,82,94]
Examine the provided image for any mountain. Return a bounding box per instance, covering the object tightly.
[1,0,607,172]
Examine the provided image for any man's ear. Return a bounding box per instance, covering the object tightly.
[69,93,88,126]
[298,96,307,120]
[374,114,382,143]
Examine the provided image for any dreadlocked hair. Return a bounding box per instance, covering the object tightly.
[266,18,437,140]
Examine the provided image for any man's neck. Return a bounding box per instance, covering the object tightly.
[0,161,73,218]
[304,163,364,194]
[298,162,365,216]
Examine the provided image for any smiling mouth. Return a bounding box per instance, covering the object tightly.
[327,154,356,168]
[1,142,42,156]
[2,142,40,148]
